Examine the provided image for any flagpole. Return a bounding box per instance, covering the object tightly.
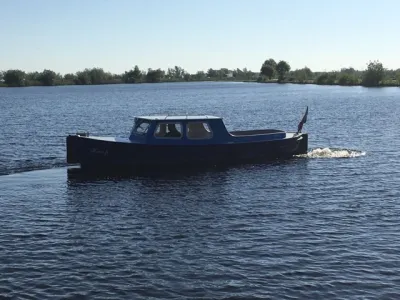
[296,106,308,135]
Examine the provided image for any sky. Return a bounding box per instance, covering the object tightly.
[1,0,399,75]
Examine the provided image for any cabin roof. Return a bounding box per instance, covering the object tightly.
[137,115,222,121]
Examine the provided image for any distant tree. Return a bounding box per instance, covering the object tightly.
[231,68,243,80]
[0,71,3,81]
[276,60,291,82]
[145,68,164,83]
[243,68,256,80]
[88,68,108,84]
[206,68,218,78]
[165,66,187,80]
[123,65,142,83]
[303,67,313,78]
[382,68,397,81]
[38,69,57,86]
[73,67,113,85]
[362,60,385,87]
[140,69,147,81]
[316,73,329,85]
[75,70,91,85]
[291,67,313,83]
[24,72,41,85]
[260,58,277,79]
[194,71,206,80]
[316,72,336,85]
[166,68,174,79]
[132,65,141,80]
[263,59,277,69]
[397,72,400,85]
[64,73,75,80]
[61,73,76,85]
[340,67,356,75]
[215,68,228,79]
[4,69,26,87]
[232,68,240,79]
[260,65,274,79]
[174,66,185,78]
[338,73,359,86]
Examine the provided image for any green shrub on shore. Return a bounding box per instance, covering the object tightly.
[258,59,399,87]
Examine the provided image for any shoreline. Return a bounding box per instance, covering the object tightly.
[1,79,399,88]
[259,80,400,88]
[2,59,399,88]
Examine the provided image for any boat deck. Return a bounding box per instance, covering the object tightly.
[229,129,285,136]
[82,131,299,144]
[86,136,133,143]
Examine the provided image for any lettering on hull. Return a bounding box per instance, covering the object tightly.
[90,148,108,156]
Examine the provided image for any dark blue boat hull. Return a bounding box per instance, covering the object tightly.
[67,133,308,171]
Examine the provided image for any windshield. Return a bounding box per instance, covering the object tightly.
[131,119,151,136]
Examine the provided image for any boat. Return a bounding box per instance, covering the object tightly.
[66,107,309,170]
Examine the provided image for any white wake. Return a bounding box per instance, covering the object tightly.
[297,147,366,159]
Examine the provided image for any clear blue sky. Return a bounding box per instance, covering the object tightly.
[1,0,399,74]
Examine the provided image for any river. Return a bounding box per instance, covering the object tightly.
[0,82,399,299]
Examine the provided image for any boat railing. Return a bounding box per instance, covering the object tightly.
[229,129,285,137]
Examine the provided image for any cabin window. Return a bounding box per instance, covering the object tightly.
[132,119,151,136]
[186,122,213,139]
[154,122,183,138]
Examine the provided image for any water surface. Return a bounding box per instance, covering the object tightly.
[0,82,399,299]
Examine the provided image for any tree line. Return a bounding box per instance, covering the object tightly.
[0,66,257,87]
[1,60,399,87]
[259,59,400,87]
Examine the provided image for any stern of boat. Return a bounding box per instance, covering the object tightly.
[294,133,308,155]
[66,134,87,164]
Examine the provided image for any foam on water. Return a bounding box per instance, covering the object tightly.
[298,147,366,159]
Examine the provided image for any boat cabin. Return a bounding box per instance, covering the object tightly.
[128,115,287,145]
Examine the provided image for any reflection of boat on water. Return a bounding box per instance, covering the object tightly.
[66,164,230,183]
[66,157,310,185]
[66,107,309,172]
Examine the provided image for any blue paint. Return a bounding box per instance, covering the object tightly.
[127,115,287,145]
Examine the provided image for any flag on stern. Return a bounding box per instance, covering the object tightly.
[297,106,308,134]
